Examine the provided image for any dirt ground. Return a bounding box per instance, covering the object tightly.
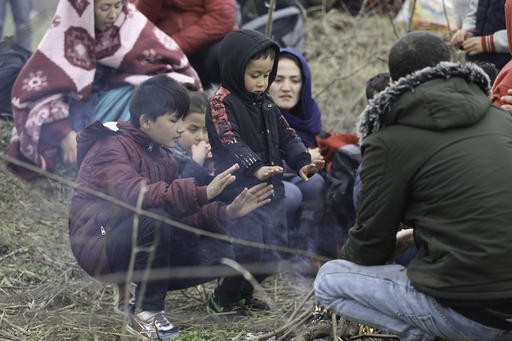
[0,4,408,340]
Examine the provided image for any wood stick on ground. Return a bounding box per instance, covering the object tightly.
[286,288,315,324]
[257,308,312,340]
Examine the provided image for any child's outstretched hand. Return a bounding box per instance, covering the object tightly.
[254,165,283,181]
[206,164,239,200]
[226,183,274,219]
[298,159,325,181]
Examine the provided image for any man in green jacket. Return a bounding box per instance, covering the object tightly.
[314,31,512,340]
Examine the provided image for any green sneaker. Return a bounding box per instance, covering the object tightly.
[207,293,244,314]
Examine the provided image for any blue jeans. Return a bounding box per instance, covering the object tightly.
[0,0,32,50]
[314,260,512,341]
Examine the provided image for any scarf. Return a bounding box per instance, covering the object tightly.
[277,48,322,147]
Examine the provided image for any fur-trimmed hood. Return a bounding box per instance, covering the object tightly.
[357,62,492,140]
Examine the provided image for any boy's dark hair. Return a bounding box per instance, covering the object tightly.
[129,74,189,128]
[473,61,499,85]
[251,45,276,62]
[187,90,209,117]
[388,31,450,81]
[365,72,390,100]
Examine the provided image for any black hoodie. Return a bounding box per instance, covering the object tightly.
[206,29,311,201]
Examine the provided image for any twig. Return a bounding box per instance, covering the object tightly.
[220,258,276,311]
[285,288,314,323]
[348,333,400,340]
[407,0,417,32]
[332,312,337,340]
[0,246,29,262]
[277,310,312,340]
[265,0,276,37]
[257,308,311,340]
[0,153,331,262]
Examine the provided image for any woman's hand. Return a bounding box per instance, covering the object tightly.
[226,183,274,219]
[206,164,239,200]
[451,29,473,48]
[298,159,325,181]
[462,36,484,55]
[60,131,77,168]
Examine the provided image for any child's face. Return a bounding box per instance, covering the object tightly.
[178,112,207,151]
[269,58,302,110]
[141,111,184,148]
[244,56,274,94]
[94,0,123,32]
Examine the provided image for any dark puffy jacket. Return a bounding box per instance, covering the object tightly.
[69,121,229,277]
[343,62,512,302]
[206,29,310,201]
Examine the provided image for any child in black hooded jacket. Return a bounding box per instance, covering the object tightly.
[205,29,324,312]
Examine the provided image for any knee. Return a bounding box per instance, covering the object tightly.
[298,173,325,201]
[284,181,302,212]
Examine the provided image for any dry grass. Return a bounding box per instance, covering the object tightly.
[0,6,405,341]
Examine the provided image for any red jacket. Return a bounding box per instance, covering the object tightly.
[134,0,237,54]
[69,121,229,277]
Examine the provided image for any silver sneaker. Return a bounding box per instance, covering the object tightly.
[127,310,179,340]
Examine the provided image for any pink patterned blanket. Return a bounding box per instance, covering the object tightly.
[9,0,201,179]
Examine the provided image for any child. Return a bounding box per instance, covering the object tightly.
[69,74,274,340]
[205,29,324,312]
[170,87,214,185]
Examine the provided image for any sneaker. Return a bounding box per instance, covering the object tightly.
[113,282,136,315]
[207,293,244,315]
[127,310,179,340]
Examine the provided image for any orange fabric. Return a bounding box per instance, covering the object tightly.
[316,133,359,172]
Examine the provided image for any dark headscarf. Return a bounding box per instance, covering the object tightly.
[277,48,322,147]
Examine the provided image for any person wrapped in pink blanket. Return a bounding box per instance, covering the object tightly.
[8,0,201,180]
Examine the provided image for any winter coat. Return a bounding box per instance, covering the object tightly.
[134,0,237,55]
[342,62,512,302]
[69,121,229,277]
[205,29,311,201]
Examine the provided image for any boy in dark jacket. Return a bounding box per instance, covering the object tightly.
[205,29,324,313]
[315,31,512,340]
[69,74,274,340]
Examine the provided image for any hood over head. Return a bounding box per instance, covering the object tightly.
[357,62,491,139]
[219,29,280,99]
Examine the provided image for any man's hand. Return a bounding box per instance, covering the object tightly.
[462,36,484,55]
[60,131,77,168]
[206,164,239,200]
[387,228,415,264]
[298,159,325,181]
[226,183,274,219]
[254,165,283,181]
[501,88,512,115]
[191,140,211,166]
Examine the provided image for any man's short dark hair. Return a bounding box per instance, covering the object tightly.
[129,74,190,128]
[366,72,390,100]
[388,31,450,81]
